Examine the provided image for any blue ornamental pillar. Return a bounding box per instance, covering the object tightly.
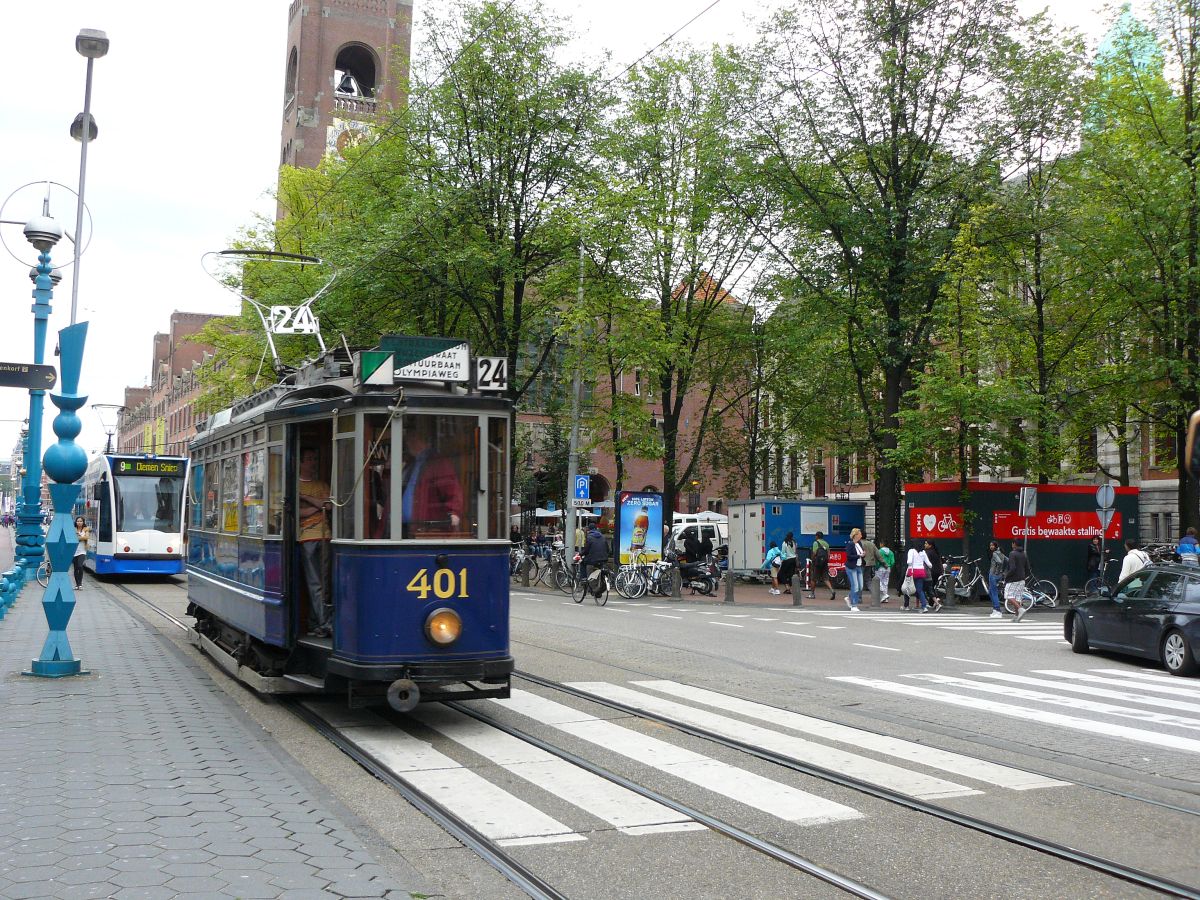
[26,322,89,677]
[14,251,53,589]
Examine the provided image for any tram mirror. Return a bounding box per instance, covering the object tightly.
[1187,409,1200,480]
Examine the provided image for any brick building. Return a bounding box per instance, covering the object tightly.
[115,313,219,457]
[280,0,413,171]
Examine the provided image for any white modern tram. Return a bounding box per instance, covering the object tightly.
[78,455,189,575]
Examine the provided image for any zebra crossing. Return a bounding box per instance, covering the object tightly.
[308,677,1067,847]
[831,666,1200,755]
[798,608,1070,641]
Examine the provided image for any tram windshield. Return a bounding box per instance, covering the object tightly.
[114,472,185,533]
[400,414,477,538]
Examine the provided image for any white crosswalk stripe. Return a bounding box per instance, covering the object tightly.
[494,690,862,825]
[309,703,584,845]
[567,682,982,800]
[831,674,1200,753]
[408,705,703,835]
[800,609,1067,642]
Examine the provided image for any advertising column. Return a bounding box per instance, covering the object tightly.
[616,491,663,563]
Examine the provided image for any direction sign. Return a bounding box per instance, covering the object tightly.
[1096,483,1115,510]
[571,498,592,508]
[1097,508,1116,529]
[574,475,590,501]
[0,362,55,390]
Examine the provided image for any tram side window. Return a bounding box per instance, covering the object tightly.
[335,437,356,539]
[364,414,392,539]
[189,463,204,529]
[401,414,476,538]
[203,463,220,529]
[267,447,283,536]
[98,474,112,542]
[487,417,508,539]
[242,450,265,536]
[221,457,240,533]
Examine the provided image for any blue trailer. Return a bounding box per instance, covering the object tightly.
[727,498,867,578]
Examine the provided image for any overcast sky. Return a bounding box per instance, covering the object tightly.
[0,0,1113,463]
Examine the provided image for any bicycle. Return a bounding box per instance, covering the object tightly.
[37,557,51,588]
[615,551,649,599]
[1003,580,1055,615]
[1084,556,1122,597]
[937,556,986,602]
[570,560,610,606]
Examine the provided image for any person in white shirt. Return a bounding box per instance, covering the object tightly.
[1118,538,1152,582]
[904,543,932,612]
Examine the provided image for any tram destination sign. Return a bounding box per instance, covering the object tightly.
[113,457,185,476]
[376,336,470,383]
[0,361,56,390]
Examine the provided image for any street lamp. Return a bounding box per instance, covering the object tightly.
[68,28,107,327]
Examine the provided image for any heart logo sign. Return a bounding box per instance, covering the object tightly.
[922,514,937,532]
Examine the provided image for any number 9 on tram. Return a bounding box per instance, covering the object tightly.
[185,337,513,711]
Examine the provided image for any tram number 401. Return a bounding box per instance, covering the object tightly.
[475,356,508,392]
[406,567,470,600]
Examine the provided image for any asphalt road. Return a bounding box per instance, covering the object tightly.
[110,576,1200,899]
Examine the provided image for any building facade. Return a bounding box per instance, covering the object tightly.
[116,313,219,457]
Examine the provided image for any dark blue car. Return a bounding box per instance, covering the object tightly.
[1066,563,1200,676]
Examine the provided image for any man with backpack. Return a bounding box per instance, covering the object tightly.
[808,531,835,601]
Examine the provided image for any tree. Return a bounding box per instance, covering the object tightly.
[1075,4,1200,528]
[740,0,1085,544]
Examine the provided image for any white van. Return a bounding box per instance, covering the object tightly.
[669,513,728,553]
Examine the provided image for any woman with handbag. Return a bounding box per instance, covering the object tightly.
[903,542,931,612]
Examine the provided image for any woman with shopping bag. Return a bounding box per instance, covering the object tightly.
[903,542,932,612]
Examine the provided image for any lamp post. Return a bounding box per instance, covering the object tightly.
[22,29,107,678]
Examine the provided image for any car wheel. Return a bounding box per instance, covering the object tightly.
[1161,629,1198,677]
[1068,613,1089,654]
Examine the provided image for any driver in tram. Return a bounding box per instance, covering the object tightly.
[401,418,464,536]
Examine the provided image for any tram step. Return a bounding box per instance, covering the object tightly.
[283,673,326,691]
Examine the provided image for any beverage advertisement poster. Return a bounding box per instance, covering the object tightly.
[616,491,663,564]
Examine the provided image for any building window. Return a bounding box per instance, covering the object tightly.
[854,454,870,485]
[1078,429,1098,473]
[789,454,798,490]
[813,465,827,498]
[760,449,770,492]
[633,369,641,396]
[774,448,783,491]
[836,454,850,486]
[1150,415,1176,469]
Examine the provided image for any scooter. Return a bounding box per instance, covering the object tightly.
[671,550,719,596]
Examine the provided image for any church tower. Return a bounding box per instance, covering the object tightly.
[280,0,413,171]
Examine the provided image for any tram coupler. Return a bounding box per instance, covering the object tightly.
[387,678,421,712]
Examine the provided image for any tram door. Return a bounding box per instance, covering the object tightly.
[294,422,334,637]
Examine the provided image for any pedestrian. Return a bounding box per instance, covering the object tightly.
[923,539,944,612]
[510,525,523,545]
[72,515,90,589]
[1119,538,1152,581]
[1086,536,1103,584]
[860,532,881,604]
[1004,542,1032,622]
[762,541,783,595]
[575,520,586,553]
[844,527,865,611]
[876,538,894,603]
[904,541,931,612]
[1178,527,1199,566]
[987,540,1007,619]
[808,530,834,601]
[778,532,798,594]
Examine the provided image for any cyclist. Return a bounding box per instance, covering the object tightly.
[580,523,609,597]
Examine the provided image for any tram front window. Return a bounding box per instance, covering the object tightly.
[115,475,184,533]
[401,414,476,538]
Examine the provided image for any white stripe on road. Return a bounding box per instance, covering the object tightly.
[568,683,980,800]
[777,631,815,638]
[1014,635,1069,641]
[944,657,1003,667]
[830,677,1200,753]
[973,672,1200,716]
[905,674,1200,732]
[1088,669,1200,699]
[495,691,861,825]
[652,614,681,619]
[853,643,902,652]
[710,622,743,628]
[752,618,779,621]
[309,704,582,845]
[1037,669,1200,700]
[817,626,846,630]
[409,705,702,835]
[635,681,1063,791]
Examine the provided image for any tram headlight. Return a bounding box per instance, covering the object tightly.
[424,608,462,646]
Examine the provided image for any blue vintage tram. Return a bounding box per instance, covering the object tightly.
[185,338,512,709]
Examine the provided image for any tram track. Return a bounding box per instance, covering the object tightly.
[514,670,1200,900]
